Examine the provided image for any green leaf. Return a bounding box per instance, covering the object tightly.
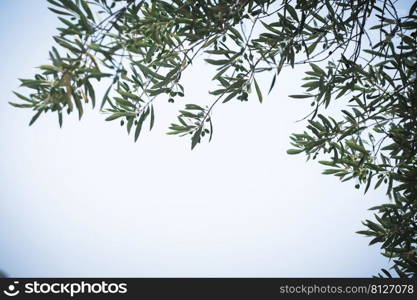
[134,108,150,142]
[38,64,60,72]
[319,160,336,166]
[310,63,326,76]
[222,90,239,103]
[185,104,204,111]
[101,84,113,109]
[134,117,143,142]
[289,94,313,99]
[191,127,202,150]
[9,102,33,108]
[322,169,340,175]
[150,105,155,130]
[13,92,33,102]
[81,0,94,21]
[287,149,303,155]
[346,140,368,154]
[117,90,141,101]
[410,1,417,15]
[204,59,231,66]
[254,78,263,103]
[105,112,134,121]
[58,111,63,128]
[268,74,276,94]
[126,117,134,135]
[285,4,298,21]
[74,95,83,120]
[29,110,42,126]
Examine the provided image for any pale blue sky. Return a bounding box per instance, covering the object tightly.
[0,1,399,277]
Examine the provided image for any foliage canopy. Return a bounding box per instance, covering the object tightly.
[11,0,417,277]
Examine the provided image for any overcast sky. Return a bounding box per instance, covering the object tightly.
[0,1,400,277]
